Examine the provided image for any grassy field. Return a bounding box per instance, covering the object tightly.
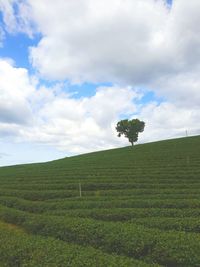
[0,136,200,266]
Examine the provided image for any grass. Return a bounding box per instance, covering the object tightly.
[0,135,200,266]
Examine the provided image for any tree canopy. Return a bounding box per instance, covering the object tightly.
[116,119,145,146]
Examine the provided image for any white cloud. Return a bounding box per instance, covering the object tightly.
[167,0,200,68]
[1,0,196,111]
[150,70,200,108]
[0,0,35,37]
[0,59,34,125]
[24,85,140,153]
[17,0,198,88]
[28,0,170,83]
[138,102,200,143]
[0,58,200,156]
[0,0,16,33]
[1,1,200,105]
[0,59,140,153]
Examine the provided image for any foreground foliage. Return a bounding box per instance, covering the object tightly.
[0,222,151,267]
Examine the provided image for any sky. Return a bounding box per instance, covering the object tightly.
[0,0,200,166]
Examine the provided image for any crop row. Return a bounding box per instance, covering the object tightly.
[0,168,199,180]
[45,207,200,221]
[2,189,200,201]
[3,196,200,213]
[2,178,200,189]
[0,165,199,181]
[0,222,151,267]
[2,177,200,188]
[131,217,200,233]
[2,181,200,190]
[0,205,200,266]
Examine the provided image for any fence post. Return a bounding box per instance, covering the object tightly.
[79,182,82,198]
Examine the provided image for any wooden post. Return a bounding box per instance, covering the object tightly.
[186,156,190,165]
[79,182,81,198]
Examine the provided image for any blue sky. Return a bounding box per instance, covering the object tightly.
[0,0,200,166]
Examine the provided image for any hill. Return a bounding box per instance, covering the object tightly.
[0,136,200,266]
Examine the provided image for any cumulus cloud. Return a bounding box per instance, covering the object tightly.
[15,0,197,89]
[150,70,200,108]
[138,102,200,143]
[0,59,141,153]
[1,0,197,108]
[28,0,170,83]
[1,1,200,102]
[1,58,200,155]
[0,59,34,125]
[22,85,140,153]
[0,0,35,36]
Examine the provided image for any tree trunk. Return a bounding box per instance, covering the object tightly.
[131,142,134,147]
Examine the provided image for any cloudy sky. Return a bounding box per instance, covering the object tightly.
[0,0,200,166]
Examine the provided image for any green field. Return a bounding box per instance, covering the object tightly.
[0,136,200,266]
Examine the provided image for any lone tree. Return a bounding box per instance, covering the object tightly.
[116,119,145,146]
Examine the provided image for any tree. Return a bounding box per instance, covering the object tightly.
[116,119,145,146]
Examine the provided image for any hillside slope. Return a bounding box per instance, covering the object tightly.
[0,136,200,266]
